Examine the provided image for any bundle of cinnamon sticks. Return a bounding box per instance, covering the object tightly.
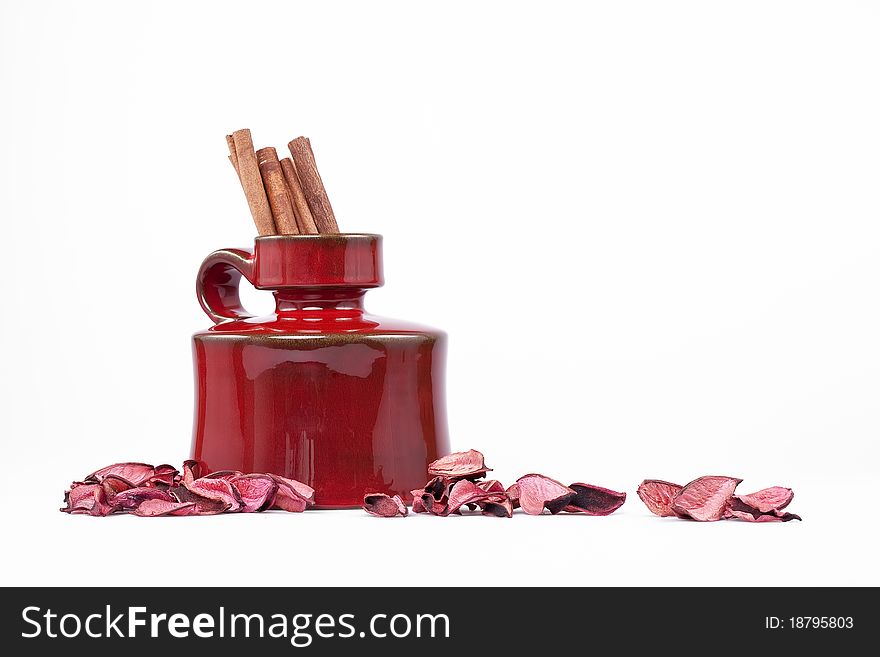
[226,129,340,235]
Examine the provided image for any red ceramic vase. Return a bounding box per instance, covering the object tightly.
[191,234,449,508]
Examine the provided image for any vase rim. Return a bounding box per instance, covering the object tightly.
[255,233,380,241]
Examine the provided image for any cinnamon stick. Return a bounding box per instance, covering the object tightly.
[231,129,276,236]
[225,134,240,176]
[280,157,319,234]
[288,137,339,233]
[256,147,299,234]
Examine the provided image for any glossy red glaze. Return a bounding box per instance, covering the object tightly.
[191,234,449,508]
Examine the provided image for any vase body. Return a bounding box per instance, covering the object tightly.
[191,234,449,508]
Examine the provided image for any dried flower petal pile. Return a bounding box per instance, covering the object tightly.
[60,461,314,517]
[363,449,626,519]
[637,477,801,522]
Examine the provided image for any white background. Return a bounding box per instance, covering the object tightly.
[1,1,878,586]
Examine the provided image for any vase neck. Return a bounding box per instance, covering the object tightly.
[273,287,367,312]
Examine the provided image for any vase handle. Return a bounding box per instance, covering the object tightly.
[196,248,256,324]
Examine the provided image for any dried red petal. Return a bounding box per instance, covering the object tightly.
[443,480,502,515]
[133,499,197,517]
[230,474,277,513]
[100,475,134,502]
[411,495,428,513]
[171,486,230,514]
[204,470,243,481]
[427,449,491,480]
[148,464,179,488]
[563,483,626,515]
[756,512,800,522]
[185,477,243,512]
[272,493,307,512]
[476,479,506,494]
[269,475,314,513]
[111,487,176,511]
[61,483,113,516]
[515,474,576,515]
[269,474,315,505]
[727,508,801,522]
[480,497,513,518]
[61,483,103,514]
[411,477,451,515]
[424,476,451,501]
[725,496,801,522]
[182,460,202,485]
[505,483,520,509]
[363,493,408,517]
[86,463,156,487]
[671,476,742,522]
[636,479,683,517]
[426,495,446,514]
[734,486,793,513]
